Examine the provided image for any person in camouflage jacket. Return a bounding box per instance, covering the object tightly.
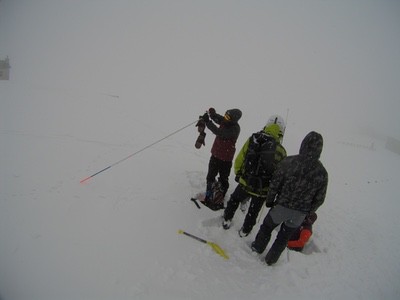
[251,131,328,266]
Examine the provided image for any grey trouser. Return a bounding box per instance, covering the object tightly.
[269,205,307,228]
[251,205,307,255]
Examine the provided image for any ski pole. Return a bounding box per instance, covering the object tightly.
[178,230,229,260]
[283,108,289,143]
[80,120,198,183]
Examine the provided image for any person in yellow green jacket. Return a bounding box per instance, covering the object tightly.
[222,116,287,237]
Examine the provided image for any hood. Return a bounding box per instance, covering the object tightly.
[225,109,242,123]
[265,115,286,138]
[299,131,323,159]
[263,124,281,141]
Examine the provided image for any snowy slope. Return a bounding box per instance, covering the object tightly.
[1,1,400,299]
[1,81,399,300]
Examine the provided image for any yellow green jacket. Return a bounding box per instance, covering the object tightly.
[234,124,287,197]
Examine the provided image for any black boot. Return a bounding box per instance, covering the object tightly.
[265,223,296,265]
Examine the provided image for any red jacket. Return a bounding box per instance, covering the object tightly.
[206,111,241,162]
[287,212,317,251]
[287,227,312,250]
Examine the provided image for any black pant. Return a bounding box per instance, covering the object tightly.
[206,155,232,196]
[252,214,297,265]
[224,184,266,234]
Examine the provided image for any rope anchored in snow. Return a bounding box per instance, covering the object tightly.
[80,120,198,184]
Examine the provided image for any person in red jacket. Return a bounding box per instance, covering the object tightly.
[199,108,242,210]
[287,212,317,251]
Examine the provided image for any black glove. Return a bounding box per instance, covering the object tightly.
[265,195,276,207]
[195,119,206,133]
[235,174,241,183]
[201,112,210,123]
[208,107,216,117]
[195,131,206,149]
[265,201,275,208]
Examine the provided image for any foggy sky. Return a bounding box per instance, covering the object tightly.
[1,0,399,138]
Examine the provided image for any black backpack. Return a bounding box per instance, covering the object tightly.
[242,132,277,192]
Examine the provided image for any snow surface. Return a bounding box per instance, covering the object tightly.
[1,1,400,299]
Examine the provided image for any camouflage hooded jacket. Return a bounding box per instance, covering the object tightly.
[266,131,328,213]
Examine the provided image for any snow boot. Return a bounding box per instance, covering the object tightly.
[238,227,250,238]
[251,233,270,254]
[222,219,231,230]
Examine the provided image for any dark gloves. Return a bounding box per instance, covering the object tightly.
[265,201,275,208]
[265,195,276,208]
[195,131,206,149]
[201,112,210,123]
[208,107,216,117]
[199,108,214,123]
[195,119,206,133]
[235,174,241,183]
